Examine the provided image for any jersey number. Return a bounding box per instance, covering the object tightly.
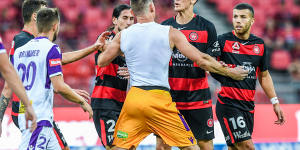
[17,61,37,90]
[229,116,246,130]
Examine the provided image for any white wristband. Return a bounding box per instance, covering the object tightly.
[270,97,279,104]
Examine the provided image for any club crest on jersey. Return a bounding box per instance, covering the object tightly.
[49,58,61,67]
[189,32,198,41]
[207,118,213,127]
[253,45,260,54]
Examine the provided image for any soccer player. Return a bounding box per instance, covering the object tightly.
[0,0,102,149]
[0,38,37,136]
[91,4,134,149]
[97,0,248,149]
[14,8,94,149]
[212,3,285,150]
[160,0,220,149]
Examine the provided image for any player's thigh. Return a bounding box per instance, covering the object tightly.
[93,109,120,146]
[149,102,196,147]
[216,103,253,146]
[179,108,214,141]
[19,126,61,150]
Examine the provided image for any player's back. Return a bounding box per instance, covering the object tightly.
[12,37,61,130]
[120,22,172,89]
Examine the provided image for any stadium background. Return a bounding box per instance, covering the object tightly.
[0,0,300,149]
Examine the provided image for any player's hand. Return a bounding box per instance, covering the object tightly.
[228,66,248,80]
[95,31,111,50]
[117,67,130,79]
[273,103,285,125]
[25,105,37,132]
[80,101,93,119]
[73,89,90,103]
[219,61,229,68]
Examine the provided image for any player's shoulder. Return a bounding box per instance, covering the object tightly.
[218,32,233,40]
[161,17,175,25]
[195,15,215,28]
[249,34,264,44]
[14,31,34,49]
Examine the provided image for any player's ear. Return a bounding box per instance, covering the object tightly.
[32,12,37,22]
[149,2,155,13]
[53,22,58,32]
[191,0,197,5]
[112,17,117,25]
[250,17,255,26]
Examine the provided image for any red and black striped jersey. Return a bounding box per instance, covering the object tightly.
[212,31,268,112]
[9,30,35,128]
[91,32,128,110]
[161,14,220,110]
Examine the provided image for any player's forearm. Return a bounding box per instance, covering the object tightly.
[2,82,12,98]
[0,94,10,121]
[259,71,277,99]
[197,54,230,76]
[62,45,98,65]
[55,83,85,105]
[0,63,31,107]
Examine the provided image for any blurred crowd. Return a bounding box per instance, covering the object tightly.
[0,0,175,106]
[1,0,300,105]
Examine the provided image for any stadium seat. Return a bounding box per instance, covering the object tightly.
[271,50,292,71]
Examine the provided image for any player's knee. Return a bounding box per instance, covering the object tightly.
[235,141,255,150]
[197,140,213,150]
[156,143,171,150]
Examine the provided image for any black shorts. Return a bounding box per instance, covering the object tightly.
[179,107,214,140]
[93,109,121,146]
[216,102,254,146]
[53,121,68,149]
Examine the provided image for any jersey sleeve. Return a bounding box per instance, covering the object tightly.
[0,37,6,54]
[210,35,226,83]
[205,23,221,57]
[47,45,63,77]
[259,44,269,72]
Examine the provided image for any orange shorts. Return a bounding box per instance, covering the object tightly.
[112,87,196,149]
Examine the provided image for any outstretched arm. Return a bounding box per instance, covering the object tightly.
[0,53,36,135]
[169,27,248,80]
[97,32,122,67]
[62,31,110,65]
[258,70,285,125]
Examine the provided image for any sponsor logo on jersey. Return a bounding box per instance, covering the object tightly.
[117,130,128,139]
[49,58,61,67]
[188,136,195,144]
[233,130,251,139]
[189,32,199,41]
[253,45,260,54]
[172,50,188,62]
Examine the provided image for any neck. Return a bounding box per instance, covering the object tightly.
[23,22,38,37]
[176,7,194,24]
[234,30,251,40]
[113,27,119,34]
[37,32,52,41]
[136,14,154,23]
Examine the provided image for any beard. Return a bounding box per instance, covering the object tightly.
[53,30,58,42]
[235,22,251,35]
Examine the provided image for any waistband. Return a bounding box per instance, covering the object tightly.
[135,86,169,92]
